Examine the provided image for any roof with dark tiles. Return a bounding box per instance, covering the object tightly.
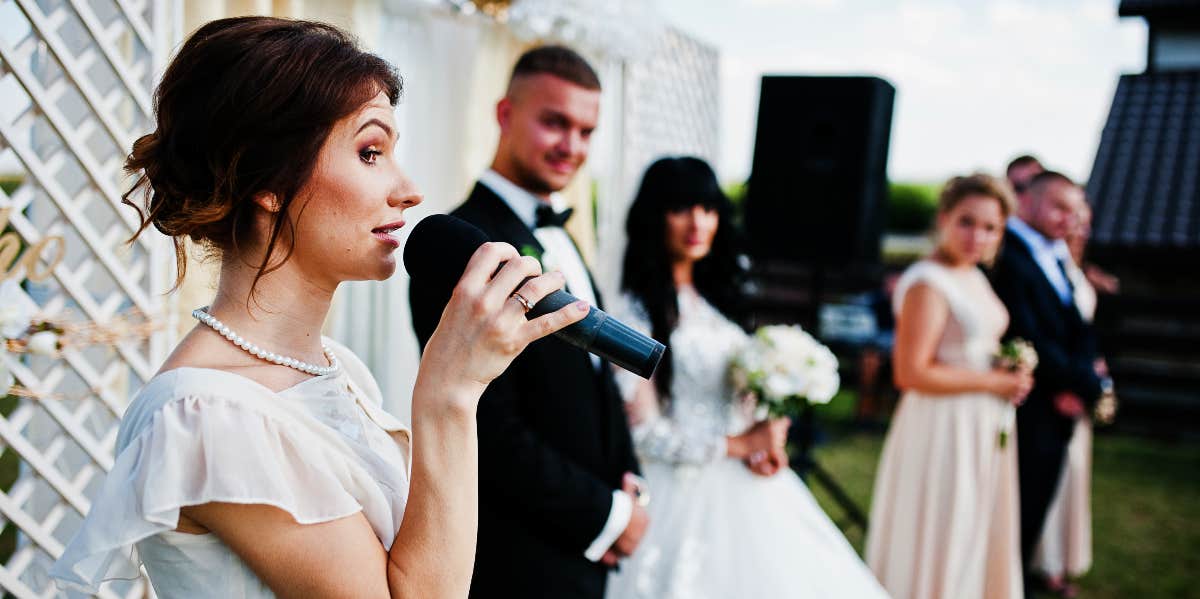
[1119,0,1200,18]
[1087,70,1200,248]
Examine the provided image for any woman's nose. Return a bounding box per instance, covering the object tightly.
[390,169,423,208]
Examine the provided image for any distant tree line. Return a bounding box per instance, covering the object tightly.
[723,179,939,234]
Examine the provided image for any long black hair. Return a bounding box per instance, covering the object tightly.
[621,156,745,403]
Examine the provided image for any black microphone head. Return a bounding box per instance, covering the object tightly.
[403,214,491,293]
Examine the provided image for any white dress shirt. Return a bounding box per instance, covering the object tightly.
[1007,217,1075,305]
[477,169,632,562]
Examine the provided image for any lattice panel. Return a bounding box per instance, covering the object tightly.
[593,26,721,294]
[0,0,168,596]
[621,26,721,174]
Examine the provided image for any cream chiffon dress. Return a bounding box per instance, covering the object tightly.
[50,339,411,598]
[865,261,1023,599]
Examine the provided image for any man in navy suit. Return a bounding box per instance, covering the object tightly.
[989,170,1108,592]
[409,46,645,599]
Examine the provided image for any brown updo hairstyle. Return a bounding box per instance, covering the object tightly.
[123,16,402,292]
[936,173,1015,264]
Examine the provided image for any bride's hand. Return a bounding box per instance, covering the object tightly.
[729,417,791,476]
[416,242,589,412]
[747,446,789,477]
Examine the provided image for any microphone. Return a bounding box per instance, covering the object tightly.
[404,214,665,379]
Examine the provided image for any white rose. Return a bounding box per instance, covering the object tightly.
[753,403,770,422]
[0,280,33,339]
[740,347,764,373]
[27,331,59,356]
[806,370,840,404]
[0,306,25,339]
[788,369,808,395]
[814,347,839,371]
[763,373,793,402]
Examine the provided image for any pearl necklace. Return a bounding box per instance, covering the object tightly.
[192,307,340,377]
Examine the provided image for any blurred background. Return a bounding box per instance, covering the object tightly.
[0,0,1196,597]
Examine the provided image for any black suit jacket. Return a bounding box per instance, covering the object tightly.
[409,183,640,599]
[990,228,1102,436]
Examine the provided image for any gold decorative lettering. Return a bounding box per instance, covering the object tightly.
[0,232,19,280]
[0,207,68,283]
[24,236,65,282]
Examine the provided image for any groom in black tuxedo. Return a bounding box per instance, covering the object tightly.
[409,46,645,599]
[989,170,1106,590]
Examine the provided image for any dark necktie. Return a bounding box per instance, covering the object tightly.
[535,205,573,229]
[1056,257,1076,301]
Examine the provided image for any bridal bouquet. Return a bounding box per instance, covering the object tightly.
[993,338,1038,449]
[730,325,840,419]
[1094,377,1119,425]
[994,338,1038,373]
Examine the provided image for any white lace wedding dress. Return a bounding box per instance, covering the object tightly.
[605,286,889,599]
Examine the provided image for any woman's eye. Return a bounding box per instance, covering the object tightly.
[360,148,382,165]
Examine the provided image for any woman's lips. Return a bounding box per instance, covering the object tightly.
[372,222,404,248]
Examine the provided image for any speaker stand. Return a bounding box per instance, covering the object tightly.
[793,390,869,533]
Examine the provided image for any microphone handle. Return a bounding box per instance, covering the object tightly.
[526,288,602,345]
[525,288,665,379]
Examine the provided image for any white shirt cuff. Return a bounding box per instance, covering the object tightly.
[583,490,633,561]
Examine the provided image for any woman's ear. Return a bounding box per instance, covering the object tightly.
[252,191,281,213]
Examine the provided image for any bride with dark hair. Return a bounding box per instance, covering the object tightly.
[605,156,887,598]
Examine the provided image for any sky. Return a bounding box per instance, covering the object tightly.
[0,0,1145,186]
[655,0,1147,184]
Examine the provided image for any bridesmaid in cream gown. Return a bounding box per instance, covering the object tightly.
[866,174,1034,599]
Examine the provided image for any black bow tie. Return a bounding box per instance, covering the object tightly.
[535,205,574,229]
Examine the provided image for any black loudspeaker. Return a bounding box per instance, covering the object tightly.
[745,76,895,267]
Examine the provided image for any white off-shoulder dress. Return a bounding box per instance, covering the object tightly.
[50,339,411,598]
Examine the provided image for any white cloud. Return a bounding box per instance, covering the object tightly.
[896,2,967,45]
[984,0,1042,26]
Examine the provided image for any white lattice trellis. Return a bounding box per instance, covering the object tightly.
[594,26,721,296]
[0,0,170,596]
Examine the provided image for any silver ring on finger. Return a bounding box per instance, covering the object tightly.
[510,292,534,313]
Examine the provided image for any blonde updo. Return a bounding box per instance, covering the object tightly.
[937,173,1016,219]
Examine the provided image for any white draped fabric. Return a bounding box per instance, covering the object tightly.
[329,6,526,422]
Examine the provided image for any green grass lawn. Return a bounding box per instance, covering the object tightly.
[805,397,1200,598]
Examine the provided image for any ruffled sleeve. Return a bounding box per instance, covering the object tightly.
[50,370,384,593]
